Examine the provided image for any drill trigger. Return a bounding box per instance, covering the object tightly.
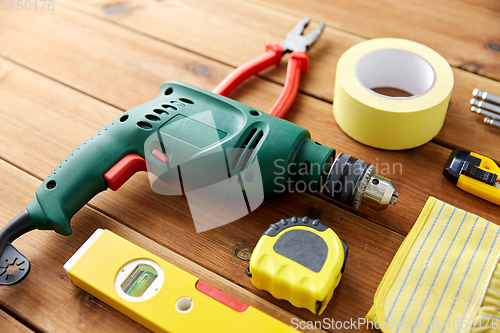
[103,154,147,191]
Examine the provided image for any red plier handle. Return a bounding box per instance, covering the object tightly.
[271,50,308,119]
[212,16,323,119]
[213,43,283,97]
[212,43,308,119]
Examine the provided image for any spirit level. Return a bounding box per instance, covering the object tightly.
[64,229,295,333]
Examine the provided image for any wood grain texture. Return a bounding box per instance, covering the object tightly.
[1,6,500,234]
[0,0,499,331]
[0,159,328,332]
[0,310,33,333]
[247,0,500,80]
[53,0,500,173]
[0,57,402,331]
[446,0,500,14]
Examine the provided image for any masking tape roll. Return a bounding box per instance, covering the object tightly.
[333,38,454,150]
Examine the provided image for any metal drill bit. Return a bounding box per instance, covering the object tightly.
[470,98,500,115]
[484,117,500,128]
[473,89,500,106]
[471,106,500,121]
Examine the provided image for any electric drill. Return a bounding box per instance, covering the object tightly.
[0,81,398,285]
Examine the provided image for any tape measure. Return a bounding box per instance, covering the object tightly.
[444,150,500,205]
[64,229,295,333]
[247,216,347,315]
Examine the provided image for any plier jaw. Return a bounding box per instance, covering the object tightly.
[280,16,326,54]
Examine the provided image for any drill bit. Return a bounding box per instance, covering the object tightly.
[473,89,500,107]
[470,98,500,115]
[471,106,500,121]
[484,117,500,128]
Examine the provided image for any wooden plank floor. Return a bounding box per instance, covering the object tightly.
[0,0,499,332]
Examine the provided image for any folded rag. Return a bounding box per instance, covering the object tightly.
[367,197,500,333]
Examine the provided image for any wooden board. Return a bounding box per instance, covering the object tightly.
[2,7,500,236]
[54,0,500,161]
[0,0,499,331]
[0,310,33,333]
[0,137,405,332]
[448,0,500,13]
[0,57,404,331]
[0,159,327,332]
[247,0,500,81]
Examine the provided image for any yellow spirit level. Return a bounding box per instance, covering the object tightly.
[444,150,500,205]
[247,216,347,315]
[64,229,295,333]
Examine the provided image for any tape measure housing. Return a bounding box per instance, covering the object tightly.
[248,216,347,315]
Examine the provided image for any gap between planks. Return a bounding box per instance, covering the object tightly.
[0,308,37,333]
[0,54,406,241]
[1,7,500,235]
[0,159,321,333]
[0,56,407,326]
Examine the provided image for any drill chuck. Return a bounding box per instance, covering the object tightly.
[362,174,399,210]
[323,153,398,210]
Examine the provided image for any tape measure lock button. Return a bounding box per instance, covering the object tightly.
[248,216,348,315]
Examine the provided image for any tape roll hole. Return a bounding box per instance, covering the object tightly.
[175,296,193,313]
[355,49,435,98]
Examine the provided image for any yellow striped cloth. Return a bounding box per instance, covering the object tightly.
[367,197,500,333]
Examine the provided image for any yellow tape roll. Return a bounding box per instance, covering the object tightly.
[333,38,454,150]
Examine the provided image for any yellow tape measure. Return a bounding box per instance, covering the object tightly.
[247,216,348,315]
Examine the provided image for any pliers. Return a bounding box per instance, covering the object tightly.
[212,16,325,119]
